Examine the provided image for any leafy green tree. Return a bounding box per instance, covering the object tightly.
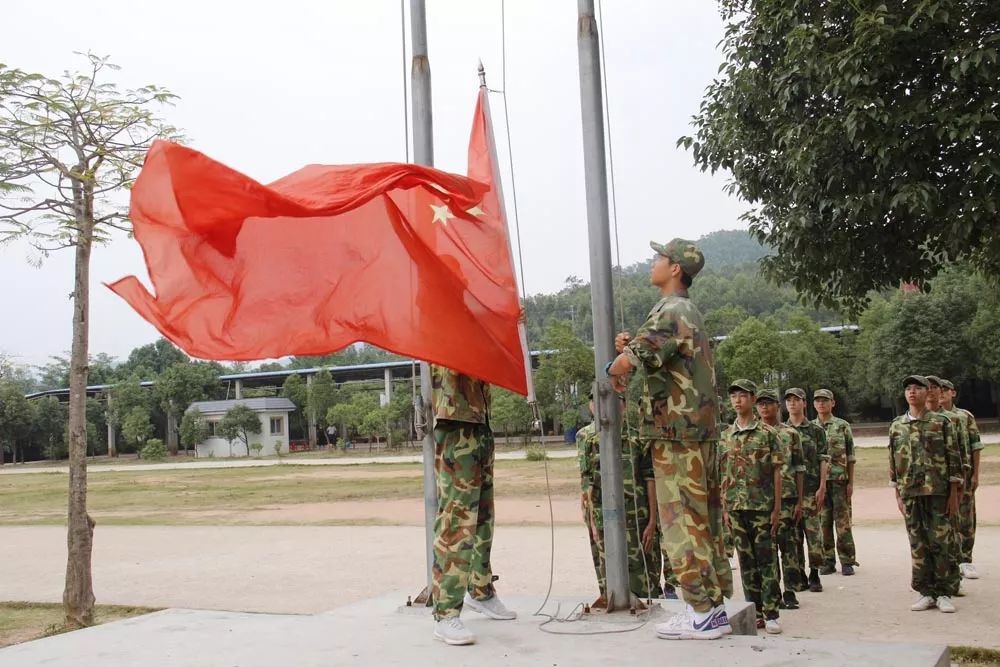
[491,388,534,444]
[121,406,154,449]
[108,376,151,457]
[179,410,210,454]
[280,373,309,438]
[308,370,337,444]
[119,339,188,378]
[716,317,786,389]
[1,51,178,626]
[534,320,594,432]
[682,1,1000,312]
[32,397,68,460]
[154,361,218,455]
[219,404,262,457]
[0,380,33,464]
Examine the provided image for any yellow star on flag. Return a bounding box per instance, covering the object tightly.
[466,205,485,217]
[429,203,455,225]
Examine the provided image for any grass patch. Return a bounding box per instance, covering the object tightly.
[0,602,158,648]
[951,645,1000,666]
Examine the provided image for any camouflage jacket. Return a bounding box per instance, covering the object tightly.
[786,419,830,494]
[624,290,719,442]
[957,408,983,452]
[774,423,806,500]
[937,408,971,474]
[813,416,855,482]
[431,365,490,424]
[718,420,783,512]
[889,411,962,499]
[576,423,653,504]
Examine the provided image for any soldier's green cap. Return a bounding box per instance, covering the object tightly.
[902,374,928,388]
[755,389,779,403]
[925,375,944,387]
[813,389,834,400]
[940,378,955,391]
[650,238,705,278]
[728,378,757,394]
[783,387,806,400]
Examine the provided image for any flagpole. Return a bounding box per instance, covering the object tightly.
[410,0,438,605]
[576,0,630,610]
[477,63,536,405]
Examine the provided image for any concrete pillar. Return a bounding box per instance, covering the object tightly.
[383,368,393,406]
[106,392,118,457]
[234,379,243,400]
[306,374,317,448]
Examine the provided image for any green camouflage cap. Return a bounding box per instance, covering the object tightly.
[755,389,779,403]
[940,378,955,391]
[924,375,944,387]
[902,374,929,389]
[813,388,834,400]
[728,378,758,395]
[783,387,806,400]
[650,238,705,278]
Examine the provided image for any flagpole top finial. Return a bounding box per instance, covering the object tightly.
[477,60,486,87]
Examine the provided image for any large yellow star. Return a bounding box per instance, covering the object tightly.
[430,203,455,225]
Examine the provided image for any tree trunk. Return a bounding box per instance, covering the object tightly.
[64,209,96,629]
[166,404,179,455]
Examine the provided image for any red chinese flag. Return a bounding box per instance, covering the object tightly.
[108,89,528,395]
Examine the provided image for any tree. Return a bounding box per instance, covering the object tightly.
[179,410,209,454]
[682,2,1000,312]
[0,380,33,464]
[153,361,217,455]
[280,373,309,439]
[0,54,178,626]
[715,317,786,389]
[533,320,594,432]
[108,375,151,457]
[307,370,337,444]
[219,404,262,457]
[118,338,188,378]
[121,406,154,450]
[491,388,534,444]
[32,397,68,460]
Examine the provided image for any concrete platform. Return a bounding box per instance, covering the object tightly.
[0,594,949,666]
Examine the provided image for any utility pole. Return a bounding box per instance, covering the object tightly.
[576,0,629,610]
[410,0,438,605]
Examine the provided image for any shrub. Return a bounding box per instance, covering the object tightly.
[525,444,548,461]
[140,438,166,461]
[250,442,263,457]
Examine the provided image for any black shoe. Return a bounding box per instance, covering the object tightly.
[782,591,800,609]
[842,564,855,576]
[819,564,836,576]
[808,569,823,593]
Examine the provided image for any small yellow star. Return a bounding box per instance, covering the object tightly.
[430,203,455,225]
[466,205,485,217]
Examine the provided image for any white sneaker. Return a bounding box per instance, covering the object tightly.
[656,610,722,640]
[711,605,733,636]
[960,563,980,579]
[936,596,956,613]
[433,616,475,645]
[463,593,517,620]
[910,595,936,611]
[765,618,782,635]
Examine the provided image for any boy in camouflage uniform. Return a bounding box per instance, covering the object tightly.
[756,389,806,609]
[940,379,983,579]
[720,379,784,634]
[608,238,731,641]
[889,375,962,613]
[812,389,857,575]
[783,388,830,593]
[430,365,515,646]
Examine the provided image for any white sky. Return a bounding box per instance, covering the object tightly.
[0,0,748,368]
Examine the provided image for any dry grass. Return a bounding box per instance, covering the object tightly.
[0,602,158,649]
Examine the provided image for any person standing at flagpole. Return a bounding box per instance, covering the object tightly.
[430,365,516,646]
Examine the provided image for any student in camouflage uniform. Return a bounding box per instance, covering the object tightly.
[812,389,857,575]
[889,375,962,613]
[719,379,784,634]
[940,379,983,579]
[608,238,731,641]
[756,389,806,609]
[430,365,515,646]
[577,396,670,603]
[783,388,830,593]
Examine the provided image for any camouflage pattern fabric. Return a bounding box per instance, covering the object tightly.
[937,408,970,477]
[777,497,806,592]
[797,494,825,570]
[888,411,962,498]
[652,439,733,614]
[431,420,496,619]
[775,423,806,500]
[576,423,606,595]
[623,290,719,442]
[788,420,830,495]
[904,495,960,597]
[718,420,783,512]
[431,365,491,424]
[787,419,828,571]
[815,416,856,568]
[957,408,981,563]
[731,510,781,621]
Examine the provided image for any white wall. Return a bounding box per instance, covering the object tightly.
[194,411,291,458]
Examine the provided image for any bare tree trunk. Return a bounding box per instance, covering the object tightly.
[64,210,96,628]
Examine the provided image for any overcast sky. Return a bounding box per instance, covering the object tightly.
[0,0,748,368]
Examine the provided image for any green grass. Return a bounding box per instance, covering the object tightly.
[0,602,158,648]
[952,645,1000,666]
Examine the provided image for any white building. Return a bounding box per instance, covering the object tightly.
[186,398,296,458]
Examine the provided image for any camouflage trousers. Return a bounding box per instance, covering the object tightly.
[958,491,976,564]
[731,510,781,620]
[821,481,856,568]
[777,498,806,592]
[584,490,666,599]
[903,495,960,598]
[431,420,495,619]
[651,439,733,614]
[797,494,825,570]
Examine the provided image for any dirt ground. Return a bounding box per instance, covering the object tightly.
[2,500,998,649]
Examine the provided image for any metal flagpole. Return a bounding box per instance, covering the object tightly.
[576,0,630,611]
[409,0,438,605]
